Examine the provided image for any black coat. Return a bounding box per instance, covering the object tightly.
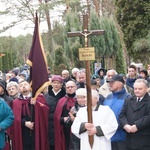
[44,85,66,146]
[119,93,150,149]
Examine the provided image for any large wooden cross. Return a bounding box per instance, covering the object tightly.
[67,14,105,148]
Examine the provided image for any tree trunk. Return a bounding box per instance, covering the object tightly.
[93,0,99,16]
[44,0,53,54]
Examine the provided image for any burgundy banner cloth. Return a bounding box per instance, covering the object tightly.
[26,12,50,99]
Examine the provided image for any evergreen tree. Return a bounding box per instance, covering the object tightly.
[115,0,150,61]
[53,47,67,75]
[89,10,106,60]
[63,10,83,69]
[133,31,150,65]
[90,11,125,73]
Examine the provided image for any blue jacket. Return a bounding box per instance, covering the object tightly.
[103,88,131,142]
[0,99,14,148]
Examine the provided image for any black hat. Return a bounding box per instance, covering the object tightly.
[9,77,18,83]
[0,79,6,90]
[12,69,18,76]
[106,75,125,84]
[97,68,106,75]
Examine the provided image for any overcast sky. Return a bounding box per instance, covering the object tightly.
[0,1,65,37]
[0,0,88,37]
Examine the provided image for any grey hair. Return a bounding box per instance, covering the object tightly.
[72,68,79,74]
[133,78,148,88]
[76,69,86,76]
[91,89,99,100]
[76,89,99,100]
[107,69,118,76]
[62,69,69,74]
[6,81,19,90]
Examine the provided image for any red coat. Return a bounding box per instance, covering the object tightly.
[54,96,76,150]
[12,94,50,150]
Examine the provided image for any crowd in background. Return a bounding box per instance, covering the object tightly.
[0,63,150,150]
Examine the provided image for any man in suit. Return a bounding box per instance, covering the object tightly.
[119,78,150,150]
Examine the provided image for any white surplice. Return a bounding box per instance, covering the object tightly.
[71,105,118,150]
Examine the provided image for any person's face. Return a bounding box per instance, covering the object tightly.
[19,75,26,80]
[48,69,51,75]
[99,70,104,76]
[76,95,87,106]
[19,81,30,94]
[91,85,97,90]
[128,68,136,78]
[91,96,98,107]
[6,75,11,81]
[140,72,146,79]
[94,78,100,86]
[72,72,77,78]
[7,85,18,97]
[11,73,16,78]
[107,71,116,79]
[51,81,62,92]
[65,81,77,94]
[108,81,122,92]
[134,82,147,98]
[62,72,68,79]
[0,86,4,95]
[76,72,86,83]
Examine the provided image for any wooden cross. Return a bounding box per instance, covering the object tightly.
[67,14,105,148]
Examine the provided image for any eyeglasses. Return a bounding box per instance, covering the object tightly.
[66,86,75,89]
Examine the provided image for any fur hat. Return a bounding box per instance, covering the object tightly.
[51,75,63,83]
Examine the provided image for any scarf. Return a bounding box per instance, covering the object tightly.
[22,98,31,116]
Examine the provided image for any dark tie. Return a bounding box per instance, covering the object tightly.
[137,98,140,103]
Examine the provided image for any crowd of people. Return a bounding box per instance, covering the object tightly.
[0,63,150,150]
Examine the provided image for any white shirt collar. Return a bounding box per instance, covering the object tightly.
[52,89,61,96]
[137,97,143,102]
[23,93,31,99]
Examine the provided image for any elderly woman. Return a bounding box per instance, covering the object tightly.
[0,98,14,150]
[6,81,19,100]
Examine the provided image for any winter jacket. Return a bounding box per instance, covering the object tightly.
[0,99,14,148]
[103,88,131,142]
[44,85,66,146]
